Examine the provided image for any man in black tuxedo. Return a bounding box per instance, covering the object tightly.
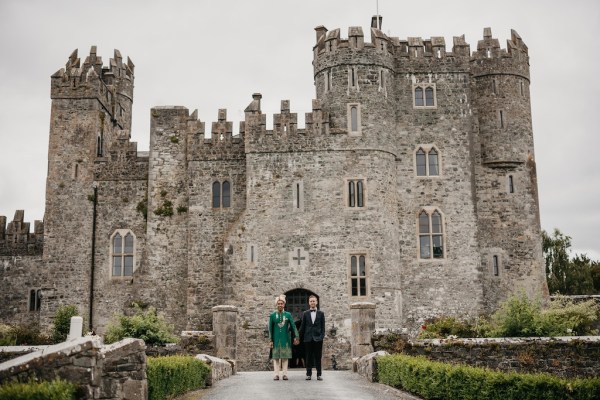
[298,295,325,380]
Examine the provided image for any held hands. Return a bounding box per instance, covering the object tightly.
[293,338,300,346]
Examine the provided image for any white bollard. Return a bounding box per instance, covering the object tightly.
[67,316,83,340]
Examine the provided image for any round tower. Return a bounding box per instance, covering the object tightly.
[312,20,396,149]
[471,29,548,308]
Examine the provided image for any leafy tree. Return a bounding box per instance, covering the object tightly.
[591,261,600,293]
[543,229,572,294]
[52,305,80,343]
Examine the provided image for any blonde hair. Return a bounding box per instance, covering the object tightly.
[274,294,286,307]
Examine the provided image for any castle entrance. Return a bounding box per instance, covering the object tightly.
[284,288,319,368]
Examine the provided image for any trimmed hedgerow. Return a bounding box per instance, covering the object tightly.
[378,354,600,400]
[0,379,76,400]
[147,356,211,400]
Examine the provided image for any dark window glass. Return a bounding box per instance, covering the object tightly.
[419,212,430,233]
[352,279,358,296]
[113,234,122,254]
[359,256,366,276]
[432,235,444,258]
[349,181,355,207]
[222,181,231,208]
[351,256,357,276]
[493,255,499,276]
[357,180,364,207]
[124,256,134,276]
[425,87,434,106]
[360,279,366,296]
[508,175,514,193]
[212,181,221,208]
[416,149,426,176]
[29,289,36,311]
[124,233,133,253]
[415,87,424,106]
[431,211,442,233]
[113,256,122,276]
[420,236,431,258]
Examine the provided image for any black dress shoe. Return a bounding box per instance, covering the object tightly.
[305,376,311,380]
[317,376,323,381]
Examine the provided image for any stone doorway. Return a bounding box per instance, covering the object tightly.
[284,288,318,369]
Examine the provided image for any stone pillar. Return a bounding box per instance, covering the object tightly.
[212,305,238,360]
[350,302,376,358]
[67,316,83,340]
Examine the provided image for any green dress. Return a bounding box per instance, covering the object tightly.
[269,311,299,359]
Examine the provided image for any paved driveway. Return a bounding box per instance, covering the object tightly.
[182,369,421,400]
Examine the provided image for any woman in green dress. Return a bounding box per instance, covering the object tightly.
[269,294,299,380]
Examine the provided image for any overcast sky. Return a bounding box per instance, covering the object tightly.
[1,0,598,260]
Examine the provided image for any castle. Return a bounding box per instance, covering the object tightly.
[0,17,548,369]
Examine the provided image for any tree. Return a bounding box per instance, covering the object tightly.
[543,229,572,294]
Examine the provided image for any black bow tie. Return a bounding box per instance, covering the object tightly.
[310,310,316,312]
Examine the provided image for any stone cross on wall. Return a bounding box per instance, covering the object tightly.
[289,247,309,271]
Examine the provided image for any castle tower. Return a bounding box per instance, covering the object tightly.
[470,29,548,309]
[43,47,135,326]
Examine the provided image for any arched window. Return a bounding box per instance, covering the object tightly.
[111,230,135,277]
[213,181,231,208]
[350,106,358,132]
[416,146,440,177]
[418,209,445,259]
[350,254,367,297]
[415,87,424,106]
[413,84,436,108]
[347,179,365,208]
[347,103,361,135]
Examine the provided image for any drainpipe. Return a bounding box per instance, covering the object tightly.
[89,182,98,331]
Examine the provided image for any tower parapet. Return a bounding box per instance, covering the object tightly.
[0,211,43,256]
[51,47,134,131]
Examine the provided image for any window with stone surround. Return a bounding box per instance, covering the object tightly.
[111,230,135,277]
[212,180,231,208]
[418,209,446,259]
[346,178,365,208]
[413,84,436,108]
[346,103,362,135]
[508,175,515,193]
[293,181,304,211]
[28,289,41,311]
[415,146,440,177]
[348,66,358,89]
[349,254,368,297]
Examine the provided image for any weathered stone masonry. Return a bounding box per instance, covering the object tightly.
[0,17,548,370]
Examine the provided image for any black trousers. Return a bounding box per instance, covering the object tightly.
[304,340,323,376]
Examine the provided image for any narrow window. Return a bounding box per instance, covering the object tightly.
[350,255,367,297]
[436,49,442,58]
[428,148,439,176]
[416,148,427,176]
[486,48,491,58]
[96,133,104,157]
[415,87,424,107]
[328,69,333,91]
[425,87,435,106]
[349,67,356,87]
[520,81,525,96]
[418,211,431,259]
[123,233,134,276]
[222,181,231,208]
[508,175,514,193]
[350,106,358,132]
[418,209,445,259]
[73,163,79,179]
[348,179,364,208]
[499,110,505,128]
[212,181,221,208]
[113,233,122,276]
[251,245,255,262]
[492,79,497,94]
[29,289,36,311]
[493,255,499,276]
[296,183,300,208]
[379,69,385,88]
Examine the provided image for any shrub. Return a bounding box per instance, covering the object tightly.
[535,296,599,336]
[52,305,80,343]
[378,354,600,400]
[0,323,52,346]
[147,356,210,400]
[418,316,479,339]
[104,306,179,345]
[0,379,76,400]
[487,291,541,337]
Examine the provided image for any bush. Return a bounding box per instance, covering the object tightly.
[418,317,480,339]
[52,305,80,343]
[104,306,179,345]
[535,296,599,336]
[0,379,76,400]
[0,323,52,346]
[147,356,211,400]
[378,354,600,400]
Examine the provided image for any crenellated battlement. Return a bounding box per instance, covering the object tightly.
[470,28,530,79]
[0,211,43,256]
[50,47,135,128]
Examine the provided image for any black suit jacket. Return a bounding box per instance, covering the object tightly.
[299,309,325,343]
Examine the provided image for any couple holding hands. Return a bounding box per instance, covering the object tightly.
[268,294,325,381]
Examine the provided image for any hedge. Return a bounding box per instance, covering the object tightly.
[0,379,76,400]
[378,354,600,400]
[147,355,211,400]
